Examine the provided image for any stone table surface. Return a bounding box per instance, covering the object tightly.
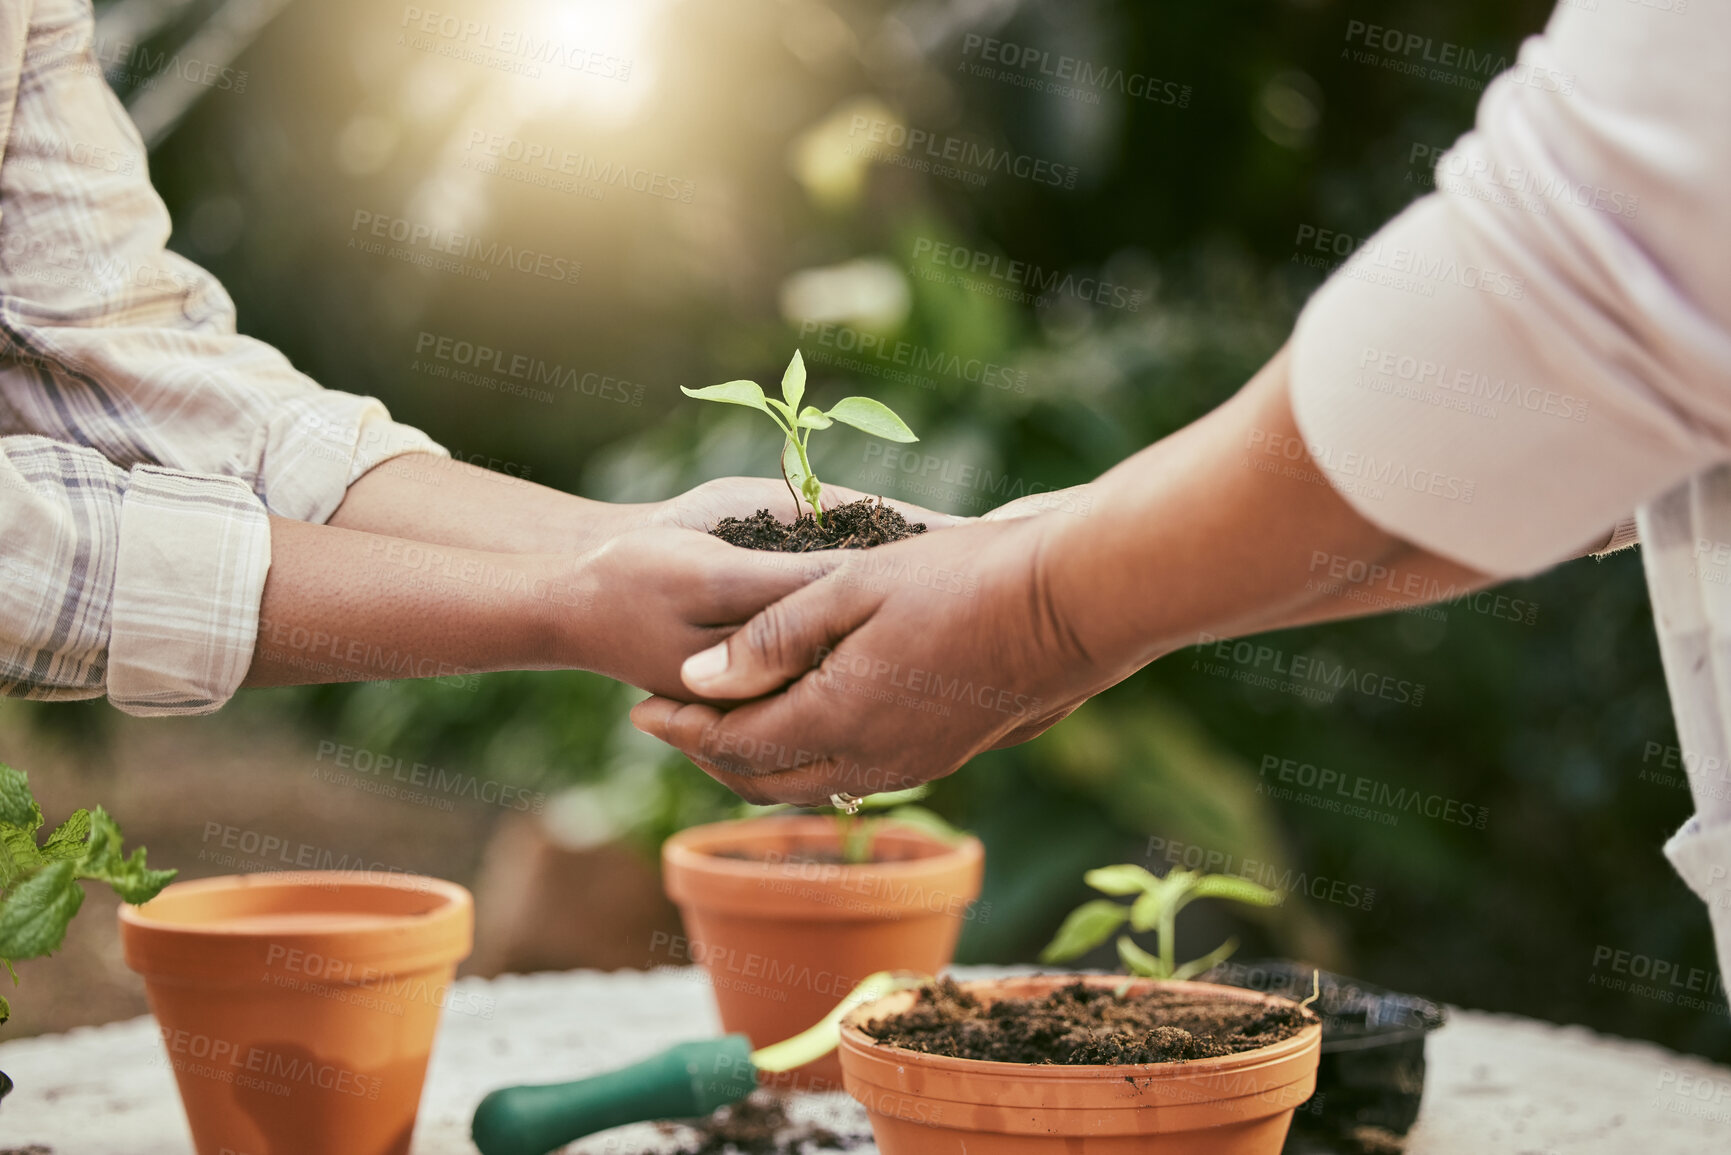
[2,967,1728,1153]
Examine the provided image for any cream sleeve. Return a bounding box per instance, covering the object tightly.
[1288,2,1731,577]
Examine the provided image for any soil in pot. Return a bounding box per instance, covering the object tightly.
[863,977,1312,1064]
[839,975,1323,1155]
[710,499,924,551]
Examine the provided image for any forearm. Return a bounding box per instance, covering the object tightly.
[327,454,649,554]
[243,517,577,687]
[1041,346,1492,670]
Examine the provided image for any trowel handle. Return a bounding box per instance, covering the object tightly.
[471,1035,759,1155]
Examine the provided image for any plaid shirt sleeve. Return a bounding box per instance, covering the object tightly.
[0,0,446,714]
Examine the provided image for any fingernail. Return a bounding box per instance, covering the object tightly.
[682,644,729,688]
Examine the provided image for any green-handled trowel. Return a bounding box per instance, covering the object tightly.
[471,971,925,1155]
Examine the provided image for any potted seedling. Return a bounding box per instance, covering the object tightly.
[660,789,983,1092]
[0,761,175,1106]
[833,863,1322,1155]
[1044,865,1447,1152]
[682,350,927,550]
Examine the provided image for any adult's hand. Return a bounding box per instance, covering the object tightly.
[630,348,1496,805]
[563,526,847,700]
[627,513,1123,804]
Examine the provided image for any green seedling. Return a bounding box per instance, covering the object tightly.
[681,350,918,526]
[834,786,962,864]
[1040,864,1282,981]
[744,784,963,865]
[0,760,175,1096]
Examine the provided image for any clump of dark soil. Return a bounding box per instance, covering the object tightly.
[709,498,924,552]
[651,1092,868,1155]
[863,978,1312,1065]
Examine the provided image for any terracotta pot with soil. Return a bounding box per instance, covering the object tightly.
[661,815,984,1091]
[837,974,1322,1155]
[120,871,473,1155]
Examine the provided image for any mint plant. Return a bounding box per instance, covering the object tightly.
[1040,864,1282,981]
[0,761,175,1056]
[681,350,918,526]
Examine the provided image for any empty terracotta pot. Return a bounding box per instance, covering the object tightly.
[837,975,1322,1154]
[120,871,473,1155]
[662,816,984,1092]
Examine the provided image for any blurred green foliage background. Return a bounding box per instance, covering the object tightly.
[40,0,1721,1059]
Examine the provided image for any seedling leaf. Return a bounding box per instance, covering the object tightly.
[1187,875,1283,909]
[825,397,918,443]
[680,380,777,420]
[1171,937,1241,982]
[875,804,962,844]
[1116,934,1164,978]
[782,438,811,491]
[1039,898,1128,963]
[796,406,833,430]
[860,785,932,809]
[781,350,807,411]
[1085,864,1159,897]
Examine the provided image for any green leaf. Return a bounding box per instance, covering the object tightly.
[1188,874,1284,909]
[1129,886,1166,933]
[881,804,963,844]
[1085,864,1160,896]
[0,992,8,1024]
[796,406,833,430]
[0,764,42,832]
[824,396,918,443]
[41,809,91,862]
[681,380,776,420]
[75,808,176,904]
[861,785,932,809]
[782,438,810,493]
[0,827,44,891]
[1039,898,1129,963]
[1172,936,1242,982]
[782,350,807,411]
[0,860,82,961]
[1117,934,1167,978]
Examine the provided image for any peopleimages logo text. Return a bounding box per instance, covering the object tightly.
[847,116,1078,189]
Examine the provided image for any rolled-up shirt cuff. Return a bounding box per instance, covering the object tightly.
[1665,816,1731,986]
[253,392,449,524]
[107,466,271,716]
[1288,194,1722,578]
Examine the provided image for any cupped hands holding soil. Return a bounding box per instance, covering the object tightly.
[709,498,925,552]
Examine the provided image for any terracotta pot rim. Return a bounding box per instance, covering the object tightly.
[839,974,1322,1079]
[664,815,983,878]
[119,870,470,936]
[119,871,474,982]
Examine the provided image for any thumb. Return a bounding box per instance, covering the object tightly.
[681,574,872,700]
